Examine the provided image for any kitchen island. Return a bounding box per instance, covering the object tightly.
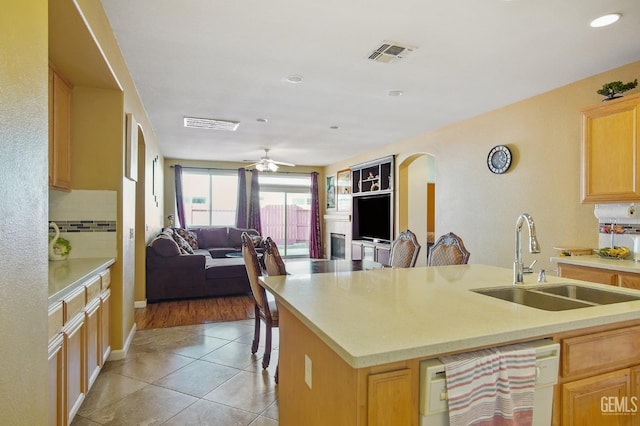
[260,264,640,425]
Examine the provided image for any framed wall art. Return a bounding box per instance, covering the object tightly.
[336,169,352,212]
[326,175,336,209]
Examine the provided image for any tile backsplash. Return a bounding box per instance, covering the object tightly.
[49,190,117,259]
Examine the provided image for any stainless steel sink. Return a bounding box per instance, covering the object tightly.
[536,284,640,305]
[473,287,592,311]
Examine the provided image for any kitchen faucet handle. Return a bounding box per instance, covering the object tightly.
[523,259,537,274]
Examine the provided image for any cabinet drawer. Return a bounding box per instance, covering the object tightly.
[562,325,640,378]
[63,286,86,323]
[557,263,618,285]
[48,301,64,342]
[85,275,101,303]
[100,268,111,290]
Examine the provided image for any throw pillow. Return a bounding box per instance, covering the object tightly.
[171,229,194,254]
[175,228,198,250]
[151,235,181,257]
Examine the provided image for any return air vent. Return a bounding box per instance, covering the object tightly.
[183,116,239,131]
[368,41,416,64]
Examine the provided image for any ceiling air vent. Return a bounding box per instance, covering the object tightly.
[368,41,416,64]
[183,116,239,131]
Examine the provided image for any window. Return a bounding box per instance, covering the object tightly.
[181,170,238,226]
[179,170,312,258]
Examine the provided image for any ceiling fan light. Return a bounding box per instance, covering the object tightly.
[255,163,265,171]
[268,162,278,172]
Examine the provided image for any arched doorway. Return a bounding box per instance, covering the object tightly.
[397,153,435,267]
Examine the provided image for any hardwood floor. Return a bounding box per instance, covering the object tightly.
[135,295,255,330]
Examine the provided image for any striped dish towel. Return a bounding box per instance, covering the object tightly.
[440,343,536,426]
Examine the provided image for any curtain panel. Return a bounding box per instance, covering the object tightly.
[235,168,248,228]
[309,172,322,258]
[248,169,262,234]
[174,164,187,228]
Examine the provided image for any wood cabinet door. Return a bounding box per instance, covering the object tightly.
[48,334,64,426]
[557,263,618,286]
[49,67,72,190]
[619,273,640,290]
[367,368,414,426]
[582,94,640,203]
[100,289,111,364]
[85,299,101,389]
[563,369,632,426]
[64,315,86,424]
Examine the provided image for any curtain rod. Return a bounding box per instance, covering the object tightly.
[170,165,312,175]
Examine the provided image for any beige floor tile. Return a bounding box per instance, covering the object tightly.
[108,351,194,383]
[249,416,279,426]
[77,371,148,417]
[85,385,198,425]
[73,320,280,425]
[203,370,278,414]
[163,399,258,425]
[261,399,279,421]
[201,341,261,370]
[202,320,255,340]
[153,359,241,397]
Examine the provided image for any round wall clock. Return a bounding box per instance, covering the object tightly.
[487,145,512,174]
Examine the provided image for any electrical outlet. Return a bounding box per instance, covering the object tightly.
[304,354,312,389]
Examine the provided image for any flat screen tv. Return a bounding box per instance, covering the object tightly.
[352,194,391,242]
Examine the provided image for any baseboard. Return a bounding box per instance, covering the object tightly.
[107,322,137,361]
[134,299,147,308]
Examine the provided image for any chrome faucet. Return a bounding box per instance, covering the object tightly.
[514,213,541,284]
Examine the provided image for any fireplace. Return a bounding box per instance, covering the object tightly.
[330,233,346,260]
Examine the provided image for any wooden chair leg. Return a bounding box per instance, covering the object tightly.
[275,362,279,384]
[262,319,272,369]
[252,306,260,354]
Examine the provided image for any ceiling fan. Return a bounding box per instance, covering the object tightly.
[244,149,295,172]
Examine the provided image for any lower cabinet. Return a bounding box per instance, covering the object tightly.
[64,314,86,423]
[554,324,640,425]
[367,368,413,425]
[557,262,640,289]
[352,240,391,265]
[48,334,64,426]
[562,368,635,426]
[49,267,111,426]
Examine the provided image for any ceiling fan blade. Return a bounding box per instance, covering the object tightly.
[271,160,296,167]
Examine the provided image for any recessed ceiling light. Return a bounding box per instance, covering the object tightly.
[590,13,621,28]
[286,75,304,83]
[330,125,340,130]
[388,90,404,97]
[256,118,268,123]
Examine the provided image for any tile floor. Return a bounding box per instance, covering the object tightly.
[71,319,279,425]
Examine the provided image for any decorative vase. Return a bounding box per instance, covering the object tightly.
[49,222,71,261]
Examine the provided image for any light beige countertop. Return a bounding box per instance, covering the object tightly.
[49,257,115,305]
[551,254,640,273]
[260,264,640,368]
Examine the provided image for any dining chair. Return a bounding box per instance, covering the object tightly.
[241,232,279,372]
[263,237,288,276]
[427,232,470,266]
[388,229,421,267]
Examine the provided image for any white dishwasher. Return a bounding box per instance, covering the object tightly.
[419,339,560,426]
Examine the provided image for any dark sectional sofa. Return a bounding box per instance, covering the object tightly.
[145,226,261,303]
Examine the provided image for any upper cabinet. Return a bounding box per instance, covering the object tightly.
[581,92,640,203]
[49,66,72,191]
[351,155,395,196]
